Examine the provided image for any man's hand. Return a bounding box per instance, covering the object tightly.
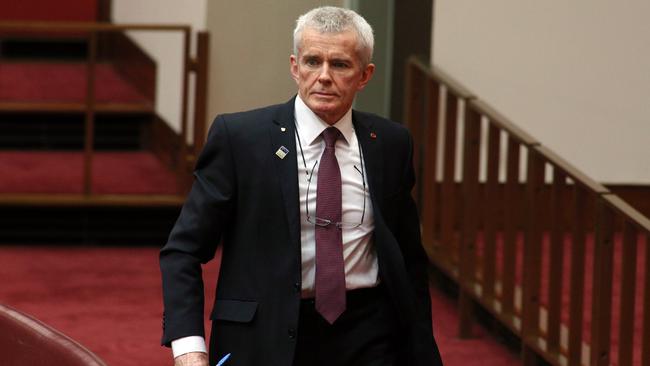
[174,352,209,366]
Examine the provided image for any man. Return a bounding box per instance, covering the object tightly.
[161,6,443,366]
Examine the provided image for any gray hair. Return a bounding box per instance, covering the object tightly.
[293,6,374,66]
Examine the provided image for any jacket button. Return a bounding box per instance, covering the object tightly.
[288,328,296,339]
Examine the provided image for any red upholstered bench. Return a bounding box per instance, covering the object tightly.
[0,304,107,366]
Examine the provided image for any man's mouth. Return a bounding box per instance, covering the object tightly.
[313,91,337,97]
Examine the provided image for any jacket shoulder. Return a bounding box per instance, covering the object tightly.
[206,101,291,141]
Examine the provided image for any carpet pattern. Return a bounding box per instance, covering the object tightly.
[0,63,149,104]
[0,246,521,366]
[0,0,97,22]
[0,151,179,195]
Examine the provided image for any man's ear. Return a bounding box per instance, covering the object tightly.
[290,55,300,84]
[356,63,375,91]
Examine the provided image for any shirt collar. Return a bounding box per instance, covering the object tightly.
[294,94,354,146]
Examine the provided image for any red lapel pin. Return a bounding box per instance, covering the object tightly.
[370,132,377,139]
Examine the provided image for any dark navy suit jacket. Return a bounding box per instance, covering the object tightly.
[160,97,443,366]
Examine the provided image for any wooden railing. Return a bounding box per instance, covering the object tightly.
[404,56,650,366]
[0,22,209,199]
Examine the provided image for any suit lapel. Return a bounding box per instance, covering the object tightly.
[269,98,301,250]
[353,111,384,213]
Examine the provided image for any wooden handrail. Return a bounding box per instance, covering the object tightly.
[533,145,609,194]
[407,56,475,99]
[404,57,650,366]
[468,99,539,146]
[602,194,650,232]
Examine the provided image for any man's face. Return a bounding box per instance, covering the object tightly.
[290,28,375,125]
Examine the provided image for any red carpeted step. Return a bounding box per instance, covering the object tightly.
[0,151,179,195]
[0,62,150,105]
[0,0,98,22]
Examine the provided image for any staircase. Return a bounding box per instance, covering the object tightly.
[0,2,208,244]
[404,57,650,366]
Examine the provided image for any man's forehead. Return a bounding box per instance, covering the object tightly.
[300,28,358,45]
[299,48,354,59]
[298,30,359,56]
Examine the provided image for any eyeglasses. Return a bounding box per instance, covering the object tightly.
[305,160,367,230]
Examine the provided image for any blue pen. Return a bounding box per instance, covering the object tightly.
[216,353,231,366]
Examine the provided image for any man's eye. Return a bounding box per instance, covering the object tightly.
[305,59,319,66]
[333,62,349,68]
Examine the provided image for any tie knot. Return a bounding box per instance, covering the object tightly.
[322,127,341,148]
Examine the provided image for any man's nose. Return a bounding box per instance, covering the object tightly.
[317,63,332,82]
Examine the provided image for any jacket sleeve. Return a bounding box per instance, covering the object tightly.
[159,115,236,346]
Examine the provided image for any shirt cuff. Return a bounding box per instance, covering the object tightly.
[171,336,207,358]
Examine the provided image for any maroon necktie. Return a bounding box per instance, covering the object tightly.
[315,127,346,324]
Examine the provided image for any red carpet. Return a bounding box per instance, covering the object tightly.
[0,151,179,195]
[484,231,648,364]
[0,246,521,366]
[0,0,97,22]
[0,62,149,104]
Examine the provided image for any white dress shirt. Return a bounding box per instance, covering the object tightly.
[171,95,379,357]
[293,95,378,297]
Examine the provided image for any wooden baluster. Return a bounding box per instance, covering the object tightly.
[502,136,520,317]
[420,78,441,256]
[618,221,637,366]
[641,232,650,366]
[546,169,566,357]
[483,123,500,302]
[83,31,97,196]
[590,199,615,366]
[440,91,459,270]
[521,149,545,365]
[403,62,425,204]
[568,186,588,366]
[458,102,481,338]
